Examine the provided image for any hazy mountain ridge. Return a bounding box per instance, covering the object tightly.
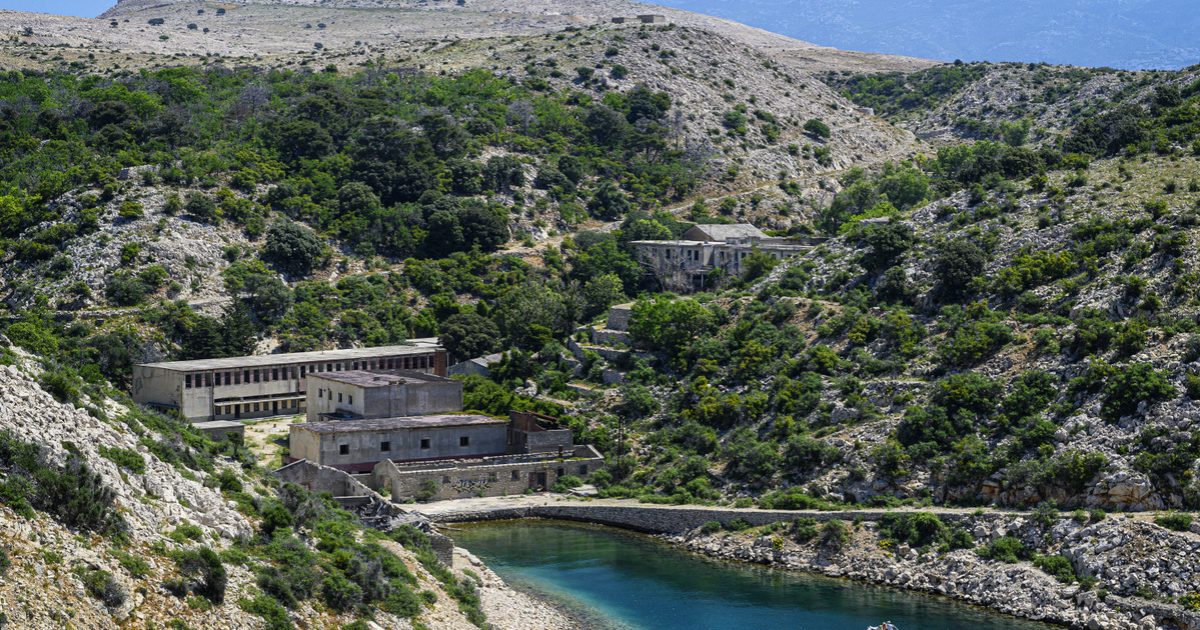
[649,0,1200,69]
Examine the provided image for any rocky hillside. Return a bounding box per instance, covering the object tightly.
[829,61,1200,146]
[0,339,564,629]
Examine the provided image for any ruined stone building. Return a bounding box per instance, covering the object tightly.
[286,369,603,499]
[631,223,817,292]
[289,414,511,473]
[131,340,447,423]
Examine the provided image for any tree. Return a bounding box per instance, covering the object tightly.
[262,220,323,276]
[272,118,333,162]
[860,221,914,271]
[629,296,716,357]
[741,249,779,281]
[457,202,509,251]
[876,163,929,210]
[482,156,525,192]
[439,313,500,361]
[582,273,626,318]
[184,192,218,222]
[934,239,986,300]
[722,427,779,483]
[584,105,627,147]
[588,181,631,220]
[493,283,574,350]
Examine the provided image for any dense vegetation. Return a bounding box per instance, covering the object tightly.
[7,53,1200,557]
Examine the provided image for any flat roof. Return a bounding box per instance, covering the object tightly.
[194,420,244,429]
[310,370,454,387]
[630,240,708,246]
[137,339,442,372]
[630,239,809,251]
[294,414,506,434]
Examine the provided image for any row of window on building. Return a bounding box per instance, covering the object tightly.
[215,400,301,416]
[183,355,432,389]
[336,435,470,456]
[316,389,352,404]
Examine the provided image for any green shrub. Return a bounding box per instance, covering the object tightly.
[118,200,144,219]
[699,521,722,535]
[820,519,849,551]
[77,567,126,608]
[789,517,820,542]
[552,475,583,492]
[99,445,146,474]
[169,523,205,543]
[1033,554,1077,583]
[1154,512,1194,532]
[803,118,831,140]
[725,518,752,531]
[239,594,293,630]
[0,431,125,535]
[113,549,150,578]
[758,488,834,510]
[321,572,364,612]
[976,536,1031,563]
[1100,363,1175,421]
[878,512,948,549]
[172,547,227,604]
[0,546,10,576]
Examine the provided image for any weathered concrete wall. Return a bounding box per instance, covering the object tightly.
[388,380,463,418]
[275,459,374,497]
[309,379,366,420]
[290,422,510,472]
[308,376,463,422]
[591,329,631,346]
[605,304,634,332]
[379,451,604,502]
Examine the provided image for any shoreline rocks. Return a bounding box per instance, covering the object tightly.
[668,514,1200,630]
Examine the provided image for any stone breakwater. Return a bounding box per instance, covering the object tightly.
[421,497,1200,630]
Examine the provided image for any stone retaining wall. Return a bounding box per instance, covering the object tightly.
[428,503,1013,534]
[378,451,604,502]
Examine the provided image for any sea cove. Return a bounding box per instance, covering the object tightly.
[450,520,1057,630]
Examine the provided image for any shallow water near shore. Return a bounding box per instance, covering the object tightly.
[449,520,1057,630]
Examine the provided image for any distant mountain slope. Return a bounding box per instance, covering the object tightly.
[648,0,1200,69]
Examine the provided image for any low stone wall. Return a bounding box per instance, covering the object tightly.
[590,329,631,346]
[428,503,1029,535]
[275,459,374,498]
[379,451,604,502]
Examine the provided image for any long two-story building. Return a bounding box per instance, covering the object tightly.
[131,340,447,422]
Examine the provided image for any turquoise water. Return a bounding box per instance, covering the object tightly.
[449,520,1056,630]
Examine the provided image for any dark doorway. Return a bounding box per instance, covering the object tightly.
[529,471,547,491]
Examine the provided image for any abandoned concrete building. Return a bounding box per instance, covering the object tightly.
[286,366,603,498]
[131,340,447,422]
[632,223,816,292]
[289,414,511,473]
